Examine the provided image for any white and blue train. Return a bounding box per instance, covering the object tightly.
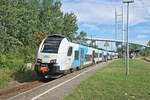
[35,34,118,78]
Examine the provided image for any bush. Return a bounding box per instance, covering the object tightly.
[0,46,37,70]
[0,46,37,88]
[0,68,13,89]
[0,54,25,70]
[140,48,150,57]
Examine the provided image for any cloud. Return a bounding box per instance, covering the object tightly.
[62,0,120,24]
[130,40,148,46]
[130,25,150,34]
[125,0,150,25]
[61,0,150,45]
[81,23,99,31]
[136,35,148,39]
[61,0,150,26]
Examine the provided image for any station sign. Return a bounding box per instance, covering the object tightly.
[147,40,150,46]
[104,42,109,47]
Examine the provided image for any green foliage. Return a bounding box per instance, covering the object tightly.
[117,47,124,57]
[76,31,87,40]
[0,53,24,70]
[0,68,13,89]
[117,44,150,57]
[0,0,78,70]
[94,44,98,48]
[62,12,78,38]
[129,44,142,51]
[140,48,150,57]
[0,0,78,49]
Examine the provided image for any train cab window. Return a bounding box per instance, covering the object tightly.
[41,38,62,53]
[107,53,109,56]
[67,47,73,56]
[100,53,102,57]
[94,53,98,58]
[41,44,59,53]
[74,51,79,60]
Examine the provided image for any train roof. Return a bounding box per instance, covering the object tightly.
[47,34,65,38]
[47,34,118,53]
[47,34,89,46]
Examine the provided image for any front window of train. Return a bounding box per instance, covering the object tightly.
[41,40,61,53]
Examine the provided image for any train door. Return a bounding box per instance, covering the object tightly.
[92,51,95,64]
[80,48,84,68]
[66,46,73,69]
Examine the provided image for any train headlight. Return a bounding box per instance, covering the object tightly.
[37,59,42,63]
[50,59,56,64]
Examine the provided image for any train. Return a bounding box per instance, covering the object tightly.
[34,34,118,79]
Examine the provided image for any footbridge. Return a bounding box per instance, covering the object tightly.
[86,37,149,48]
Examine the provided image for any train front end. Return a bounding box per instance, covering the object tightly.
[35,34,67,78]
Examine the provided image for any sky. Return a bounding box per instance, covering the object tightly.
[61,0,150,50]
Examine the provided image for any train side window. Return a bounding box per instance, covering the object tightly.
[67,47,73,56]
[85,54,92,61]
[74,51,79,60]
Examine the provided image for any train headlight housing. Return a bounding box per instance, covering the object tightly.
[50,59,56,64]
[37,58,42,63]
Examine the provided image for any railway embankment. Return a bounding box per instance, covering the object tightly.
[64,59,150,100]
[0,63,39,100]
[0,63,37,90]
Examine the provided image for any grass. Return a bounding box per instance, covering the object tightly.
[64,59,150,100]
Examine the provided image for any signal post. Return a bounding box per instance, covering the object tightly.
[104,42,109,63]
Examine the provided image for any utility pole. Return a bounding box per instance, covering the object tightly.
[122,6,125,44]
[104,42,109,63]
[115,8,123,40]
[115,8,123,52]
[126,3,129,75]
[115,8,117,40]
[122,5,126,64]
[115,7,125,44]
[90,34,96,47]
[115,8,119,52]
[123,0,134,76]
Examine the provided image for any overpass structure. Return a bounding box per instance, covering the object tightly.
[86,37,149,48]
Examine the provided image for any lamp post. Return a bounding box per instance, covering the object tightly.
[123,0,134,76]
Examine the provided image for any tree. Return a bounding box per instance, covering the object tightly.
[62,12,78,38]
[0,0,24,52]
[0,0,79,52]
[76,31,87,40]
[129,44,142,51]
[94,44,98,48]
[0,0,79,70]
[140,47,149,57]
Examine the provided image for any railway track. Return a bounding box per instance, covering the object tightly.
[0,80,42,99]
